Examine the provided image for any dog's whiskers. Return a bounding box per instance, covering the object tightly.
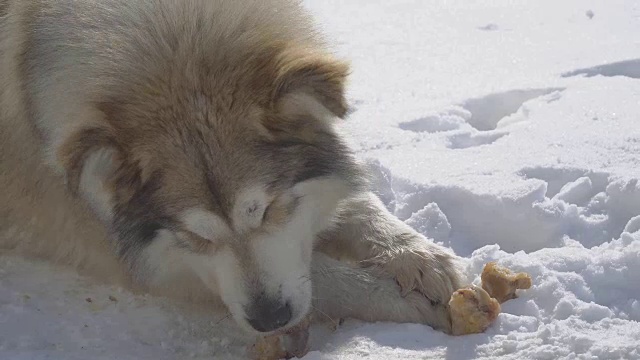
[215,313,232,325]
[310,305,342,329]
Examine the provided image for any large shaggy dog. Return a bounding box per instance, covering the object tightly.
[0,0,464,337]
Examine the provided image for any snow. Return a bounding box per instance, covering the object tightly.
[2,0,640,359]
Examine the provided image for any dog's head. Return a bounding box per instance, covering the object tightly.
[59,43,364,334]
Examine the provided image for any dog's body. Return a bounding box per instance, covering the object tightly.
[0,0,464,336]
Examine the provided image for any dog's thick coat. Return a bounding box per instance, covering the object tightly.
[0,0,464,335]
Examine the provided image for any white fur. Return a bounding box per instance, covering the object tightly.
[180,208,232,242]
[180,177,353,333]
[290,177,353,234]
[207,249,245,321]
[185,248,248,329]
[78,148,117,222]
[247,177,353,327]
[279,92,337,125]
[140,230,190,286]
[250,216,313,328]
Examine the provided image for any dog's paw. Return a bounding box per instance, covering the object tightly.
[365,237,465,306]
[404,291,454,333]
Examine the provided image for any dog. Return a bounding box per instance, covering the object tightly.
[0,0,465,337]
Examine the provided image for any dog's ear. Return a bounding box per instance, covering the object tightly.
[58,109,153,223]
[59,125,155,223]
[59,127,118,194]
[58,126,123,222]
[271,51,351,121]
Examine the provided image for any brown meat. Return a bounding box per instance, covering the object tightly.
[248,315,312,360]
[449,285,501,336]
[481,261,532,303]
[449,262,533,336]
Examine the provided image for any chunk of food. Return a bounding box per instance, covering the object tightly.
[449,285,501,336]
[249,335,287,360]
[248,315,312,360]
[481,261,532,303]
[449,262,533,336]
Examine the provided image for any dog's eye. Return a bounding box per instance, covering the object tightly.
[261,202,273,223]
[260,194,299,226]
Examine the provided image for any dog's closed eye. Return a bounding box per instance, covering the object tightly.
[261,193,300,227]
[175,230,219,253]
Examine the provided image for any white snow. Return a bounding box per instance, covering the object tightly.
[2,0,640,359]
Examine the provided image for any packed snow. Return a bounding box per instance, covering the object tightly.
[2,0,640,359]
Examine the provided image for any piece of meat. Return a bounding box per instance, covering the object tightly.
[248,315,311,360]
[449,262,533,336]
[481,261,532,303]
[248,335,288,360]
[449,285,501,336]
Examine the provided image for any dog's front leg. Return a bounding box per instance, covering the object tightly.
[318,192,465,307]
[310,252,452,332]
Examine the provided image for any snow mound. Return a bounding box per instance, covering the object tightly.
[307,231,640,359]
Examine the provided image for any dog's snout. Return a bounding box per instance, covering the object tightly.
[245,294,292,333]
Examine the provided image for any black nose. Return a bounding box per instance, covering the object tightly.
[245,296,292,333]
